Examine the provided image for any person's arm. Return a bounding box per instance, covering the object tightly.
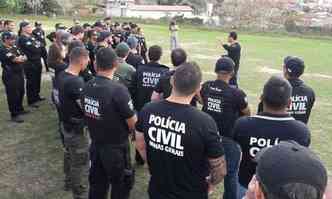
[135,131,146,161]
[135,108,147,161]
[203,118,227,190]
[208,155,227,186]
[237,89,251,116]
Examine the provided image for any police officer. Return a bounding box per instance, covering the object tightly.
[151,48,187,101]
[85,30,98,75]
[198,56,250,199]
[114,42,136,95]
[257,56,315,124]
[18,21,45,108]
[126,36,144,69]
[82,48,136,199]
[57,47,90,199]
[33,21,49,72]
[135,62,226,199]
[131,45,169,165]
[0,31,29,123]
[222,31,241,87]
[233,76,311,199]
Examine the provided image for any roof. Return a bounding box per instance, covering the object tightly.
[130,5,193,12]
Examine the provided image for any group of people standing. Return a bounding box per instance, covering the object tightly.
[0,17,329,199]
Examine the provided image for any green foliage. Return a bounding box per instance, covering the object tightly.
[41,0,63,15]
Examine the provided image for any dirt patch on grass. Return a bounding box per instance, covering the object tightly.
[259,66,332,79]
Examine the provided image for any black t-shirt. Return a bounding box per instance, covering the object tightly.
[288,79,315,124]
[133,62,169,111]
[32,28,46,47]
[136,100,224,199]
[18,35,42,61]
[82,75,135,145]
[0,45,25,74]
[257,78,315,124]
[233,112,311,188]
[57,71,85,124]
[154,70,197,107]
[126,52,144,69]
[86,41,96,75]
[222,42,241,73]
[201,80,248,138]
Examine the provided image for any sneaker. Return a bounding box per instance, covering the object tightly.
[11,116,24,123]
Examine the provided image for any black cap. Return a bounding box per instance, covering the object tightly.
[284,56,305,77]
[255,141,328,198]
[96,47,118,70]
[97,31,111,42]
[1,31,17,41]
[215,56,235,73]
[19,21,30,29]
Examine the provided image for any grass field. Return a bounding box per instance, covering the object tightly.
[0,16,331,199]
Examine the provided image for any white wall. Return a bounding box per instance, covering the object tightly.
[126,10,194,19]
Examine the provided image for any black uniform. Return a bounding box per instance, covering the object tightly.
[200,80,248,138]
[0,44,26,117]
[223,43,241,86]
[82,75,135,199]
[133,62,169,111]
[233,112,311,188]
[57,71,89,198]
[32,27,48,71]
[86,41,96,75]
[18,34,43,105]
[126,52,144,69]
[257,78,315,124]
[154,70,197,106]
[136,100,224,199]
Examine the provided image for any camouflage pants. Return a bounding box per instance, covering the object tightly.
[63,124,90,199]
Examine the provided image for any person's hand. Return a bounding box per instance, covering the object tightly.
[206,176,215,195]
[245,175,257,199]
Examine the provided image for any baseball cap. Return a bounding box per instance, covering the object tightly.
[2,31,17,41]
[97,31,111,43]
[115,42,130,58]
[255,141,328,198]
[126,36,138,49]
[215,56,235,73]
[96,47,118,70]
[284,56,305,77]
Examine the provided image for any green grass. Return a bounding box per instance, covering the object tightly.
[0,16,331,199]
